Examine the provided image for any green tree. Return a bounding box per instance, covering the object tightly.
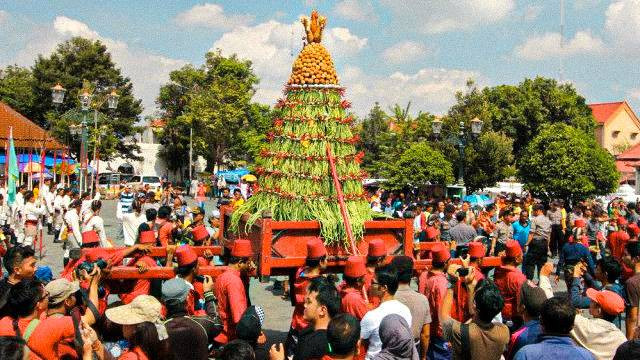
[383,142,454,190]
[357,102,389,177]
[463,131,514,193]
[518,123,619,202]
[0,65,36,119]
[31,37,143,159]
[448,77,596,158]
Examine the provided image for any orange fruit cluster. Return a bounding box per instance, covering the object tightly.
[288,43,338,85]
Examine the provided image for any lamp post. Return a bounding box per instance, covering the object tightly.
[431,116,483,184]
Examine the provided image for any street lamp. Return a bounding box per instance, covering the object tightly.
[51,84,66,104]
[107,89,119,109]
[76,88,93,193]
[431,117,484,185]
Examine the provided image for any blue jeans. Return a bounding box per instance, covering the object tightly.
[427,336,452,360]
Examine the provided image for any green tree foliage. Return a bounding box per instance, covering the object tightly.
[463,131,514,193]
[383,142,454,190]
[449,77,596,158]
[157,51,265,171]
[357,102,390,177]
[519,123,619,202]
[31,37,143,159]
[0,65,36,119]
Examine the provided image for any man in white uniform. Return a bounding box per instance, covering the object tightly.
[62,199,83,265]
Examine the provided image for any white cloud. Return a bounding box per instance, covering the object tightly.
[5,16,187,114]
[341,65,481,116]
[175,3,253,30]
[211,20,367,105]
[333,0,377,22]
[514,31,604,60]
[381,0,515,34]
[382,41,428,64]
[605,0,640,54]
[630,89,640,100]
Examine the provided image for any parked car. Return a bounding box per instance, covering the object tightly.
[126,174,162,192]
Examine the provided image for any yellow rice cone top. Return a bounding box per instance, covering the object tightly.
[287,10,339,86]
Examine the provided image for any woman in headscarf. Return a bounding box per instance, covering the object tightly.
[373,314,419,360]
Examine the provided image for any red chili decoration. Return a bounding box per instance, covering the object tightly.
[340,100,352,109]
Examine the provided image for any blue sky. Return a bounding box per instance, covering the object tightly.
[1,1,639,117]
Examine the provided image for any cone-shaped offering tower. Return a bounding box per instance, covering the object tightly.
[231,11,373,248]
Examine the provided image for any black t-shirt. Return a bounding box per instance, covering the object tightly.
[0,278,15,318]
[294,327,327,360]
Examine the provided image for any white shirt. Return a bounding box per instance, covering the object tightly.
[64,209,82,247]
[360,299,412,360]
[82,213,109,247]
[23,201,46,222]
[53,195,64,212]
[116,203,146,246]
[62,195,71,211]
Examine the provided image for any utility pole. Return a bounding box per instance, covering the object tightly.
[189,127,193,180]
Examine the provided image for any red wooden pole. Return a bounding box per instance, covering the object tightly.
[325,144,357,254]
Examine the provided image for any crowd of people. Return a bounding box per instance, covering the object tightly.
[0,179,639,359]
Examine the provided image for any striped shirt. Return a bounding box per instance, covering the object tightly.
[120,191,135,213]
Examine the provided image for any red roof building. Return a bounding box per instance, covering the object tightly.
[589,101,640,155]
[0,101,65,150]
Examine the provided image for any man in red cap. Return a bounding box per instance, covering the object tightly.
[285,238,327,357]
[167,245,207,316]
[119,230,159,304]
[419,243,452,359]
[214,239,254,344]
[494,240,526,328]
[451,241,486,322]
[570,288,627,359]
[340,256,369,320]
[365,239,386,308]
[608,217,630,261]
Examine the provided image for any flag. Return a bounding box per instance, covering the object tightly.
[7,127,19,205]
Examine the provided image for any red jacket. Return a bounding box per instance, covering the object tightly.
[119,255,157,304]
[214,268,247,344]
[340,287,369,320]
[494,266,526,320]
[421,271,448,338]
[608,230,630,260]
[452,266,485,322]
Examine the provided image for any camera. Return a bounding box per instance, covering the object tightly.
[456,267,469,277]
[75,258,108,276]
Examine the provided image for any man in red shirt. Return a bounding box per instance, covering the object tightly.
[420,243,452,360]
[156,206,175,246]
[169,245,206,316]
[609,217,630,261]
[119,230,158,304]
[365,239,386,308]
[451,241,486,322]
[340,256,369,320]
[286,238,327,357]
[214,239,254,345]
[494,240,526,328]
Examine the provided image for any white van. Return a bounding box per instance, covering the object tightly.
[126,174,162,192]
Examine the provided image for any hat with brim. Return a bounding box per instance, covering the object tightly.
[105,295,162,325]
[46,279,80,305]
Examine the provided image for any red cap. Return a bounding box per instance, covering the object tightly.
[468,242,486,258]
[139,230,156,244]
[574,219,586,228]
[307,238,327,259]
[85,249,109,262]
[82,230,100,245]
[191,225,209,243]
[617,217,628,226]
[176,245,198,266]
[344,256,366,278]
[431,243,451,263]
[368,239,386,257]
[586,288,625,316]
[231,239,252,258]
[628,223,640,236]
[197,257,209,267]
[505,240,523,258]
